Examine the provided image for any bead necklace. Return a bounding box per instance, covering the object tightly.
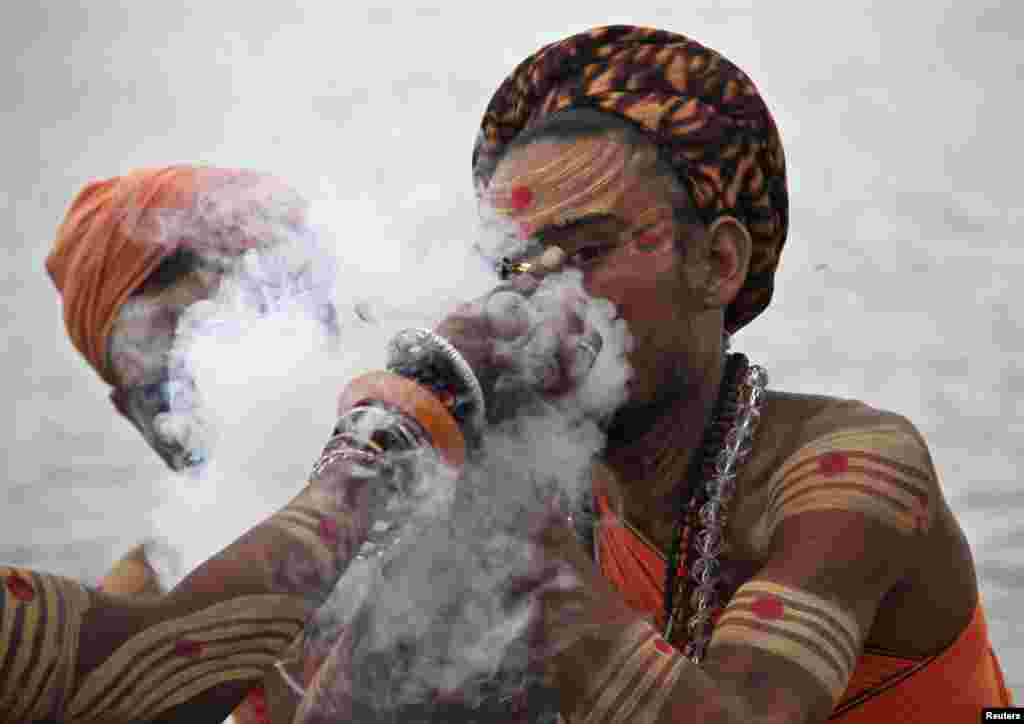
[662,352,767,663]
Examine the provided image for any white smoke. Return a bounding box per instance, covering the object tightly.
[144,176,634,719]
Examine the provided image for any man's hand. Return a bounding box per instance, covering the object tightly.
[434,272,604,416]
[508,499,640,666]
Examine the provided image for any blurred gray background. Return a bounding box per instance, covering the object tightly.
[2,0,1020,702]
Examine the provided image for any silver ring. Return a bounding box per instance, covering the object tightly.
[397,328,487,430]
[576,337,600,364]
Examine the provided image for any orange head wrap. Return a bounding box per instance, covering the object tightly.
[46,165,307,386]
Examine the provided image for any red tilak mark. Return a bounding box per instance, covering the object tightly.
[635,233,661,251]
[510,185,533,210]
[751,595,785,620]
[174,639,204,657]
[518,221,533,239]
[319,517,340,545]
[5,572,35,602]
[653,637,676,656]
[711,608,724,626]
[818,452,849,477]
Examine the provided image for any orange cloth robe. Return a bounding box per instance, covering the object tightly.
[594,493,1013,721]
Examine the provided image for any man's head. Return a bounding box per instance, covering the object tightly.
[474,24,788,329]
[487,109,751,413]
[473,25,787,428]
[48,166,338,471]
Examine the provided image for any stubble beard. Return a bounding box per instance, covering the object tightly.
[601,360,699,453]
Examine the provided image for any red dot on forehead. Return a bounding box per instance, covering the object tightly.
[510,185,533,210]
[751,594,785,620]
[636,233,660,251]
[818,452,849,476]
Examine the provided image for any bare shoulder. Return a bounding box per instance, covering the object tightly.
[734,390,943,554]
[755,390,931,461]
[767,389,905,429]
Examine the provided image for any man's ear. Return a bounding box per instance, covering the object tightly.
[703,215,752,309]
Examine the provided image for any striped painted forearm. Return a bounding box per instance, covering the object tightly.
[0,437,386,723]
[174,439,381,608]
[0,567,91,723]
[0,566,307,724]
[708,580,862,704]
[65,593,305,723]
[573,621,689,724]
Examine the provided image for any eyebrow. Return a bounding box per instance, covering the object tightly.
[533,212,626,243]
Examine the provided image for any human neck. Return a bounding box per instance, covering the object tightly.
[600,352,725,552]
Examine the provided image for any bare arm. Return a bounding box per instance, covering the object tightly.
[1,433,380,724]
[550,416,938,724]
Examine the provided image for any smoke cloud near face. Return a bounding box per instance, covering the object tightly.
[142,176,635,718]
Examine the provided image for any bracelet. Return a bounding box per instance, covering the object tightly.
[337,371,467,468]
[309,444,384,482]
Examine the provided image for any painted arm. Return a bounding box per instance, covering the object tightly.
[549,415,939,724]
[0,431,380,724]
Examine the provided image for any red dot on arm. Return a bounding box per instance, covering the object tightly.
[5,572,35,602]
[818,452,849,476]
[751,594,786,620]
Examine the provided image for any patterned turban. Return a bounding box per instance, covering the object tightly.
[46,165,306,386]
[473,25,788,333]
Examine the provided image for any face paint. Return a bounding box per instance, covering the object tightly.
[488,137,630,236]
[633,231,663,252]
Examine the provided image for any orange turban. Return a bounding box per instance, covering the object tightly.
[46,165,306,386]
